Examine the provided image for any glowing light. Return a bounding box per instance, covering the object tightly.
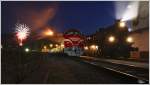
[95,45,98,49]
[61,44,64,48]
[84,46,88,50]
[44,29,54,36]
[49,44,53,47]
[90,45,98,50]
[42,45,50,52]
[119,21,126,28]
[25,48,30,52]
[19,43,23,46]
[15,23,30,46]
[128,28,132,32]
[44,45,47,49]
[127,5,132,9]
[91,45,95,49]
[126,37,133,43]
[108,36,115,42]
[55,44,58,47]
[115,2,139,21]
[121,2,139,21]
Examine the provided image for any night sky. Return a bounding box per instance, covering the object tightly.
[2,1,116,35]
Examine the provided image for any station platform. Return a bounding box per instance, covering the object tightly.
[80,56,149,69]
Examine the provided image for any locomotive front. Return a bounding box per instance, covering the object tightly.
[63,29,84,56]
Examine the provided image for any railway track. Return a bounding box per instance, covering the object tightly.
[79,58,149,84]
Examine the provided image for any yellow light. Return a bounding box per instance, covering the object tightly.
[25,48,30,52]
[119,21,126,28]
[44,29,54,36]
[90,45,96,50]
[44,46,47,49]
[84,46,88,50]
[61,44,64,48]
[91,45,95,49]
[49,44,53,47]
[55,44,58,47]
[108,36,115,42]
[126,37,133,43]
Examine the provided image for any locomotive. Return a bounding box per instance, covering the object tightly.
[63,29,84,56]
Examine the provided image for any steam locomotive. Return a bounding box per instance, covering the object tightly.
[63,29,84,56]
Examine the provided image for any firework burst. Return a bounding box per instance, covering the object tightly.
[15,23,30,46]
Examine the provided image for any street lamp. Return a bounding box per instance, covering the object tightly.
[25,48,30,52]
[126,36,133,43]
[44,45,47,49]
[84,46,88,50]
[61,44,64,48]
[90,45,98,50]
[90,45,98,57]
[119,21,126,28]
[49,44,53,48]
[90,45,95,49]
[55,44,58,47]
[108,36,115,43]
[95,45,98,50]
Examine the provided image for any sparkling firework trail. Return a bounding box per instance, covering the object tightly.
[15,23,30,46]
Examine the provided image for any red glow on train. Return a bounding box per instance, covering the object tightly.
[63,29,84,56]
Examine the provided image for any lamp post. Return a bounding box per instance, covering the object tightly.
[90,45,98,57]
[119,21,126,28]
[84,46,88,50]
[25,48,30,52]
[126,36,133,43]
[108,36,115,43]
[49,44,53,48]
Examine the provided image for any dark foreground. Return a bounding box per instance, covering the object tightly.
[1,50,149,84]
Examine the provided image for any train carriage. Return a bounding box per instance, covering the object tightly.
[63,29,84,56]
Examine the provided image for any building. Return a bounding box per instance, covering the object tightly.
[129,1,149,60]
[84,20,134,58]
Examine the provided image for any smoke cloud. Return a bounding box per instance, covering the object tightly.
[12,2,58,32]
